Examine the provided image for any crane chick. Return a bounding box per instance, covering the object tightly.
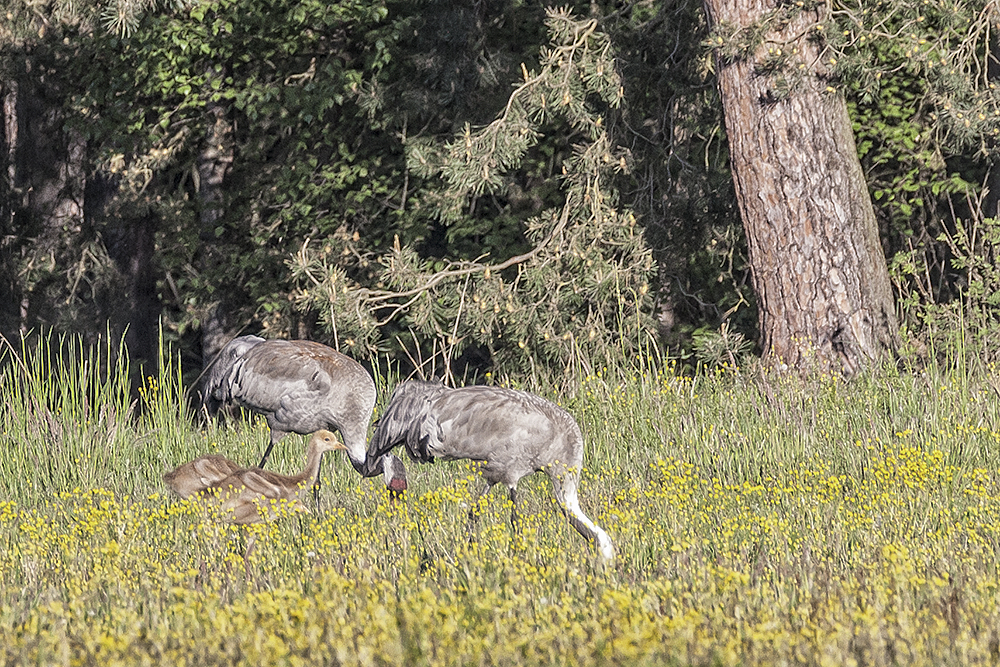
[202,335,407,496]
[162,454,242,499]
[165,430,346,524]
[365,380,615,561]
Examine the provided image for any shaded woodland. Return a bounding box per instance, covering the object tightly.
[3,0,1000,382]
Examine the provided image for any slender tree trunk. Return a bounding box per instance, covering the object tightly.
[1,78,22,338]
[104,209,160,364]
[703,0,899,373]
[197,92,235,368]
[3,64,89,337]
[984,34,1000,220]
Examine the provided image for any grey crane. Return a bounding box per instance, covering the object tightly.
[165,430,346,523]
[364,380,615,561]
[202,335,407,497]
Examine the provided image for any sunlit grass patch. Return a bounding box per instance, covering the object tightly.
[6,338,1000,663]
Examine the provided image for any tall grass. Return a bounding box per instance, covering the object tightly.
[4,336,1000,664]
[1,334,132,500]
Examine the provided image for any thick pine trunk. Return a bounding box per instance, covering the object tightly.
[703,0,899,373]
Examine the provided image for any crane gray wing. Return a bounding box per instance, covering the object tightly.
[367,381,448,463]
[228,341,332,414]
[202,335,265,412]
[416,385,583,473]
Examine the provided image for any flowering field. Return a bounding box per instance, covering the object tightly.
[4,339,1000,665]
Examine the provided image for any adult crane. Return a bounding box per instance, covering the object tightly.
[203,335,407,497]
[365,380,615,562]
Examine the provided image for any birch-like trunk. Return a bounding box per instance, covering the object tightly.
[197,93,235,367]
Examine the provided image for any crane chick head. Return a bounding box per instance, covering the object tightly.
[309,429,349,455]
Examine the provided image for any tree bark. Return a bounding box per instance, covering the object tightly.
[1,62,89,339]
[197,92,235,368]
[103,208,160,364]
[1,78,22,337]
[703,0,899,374]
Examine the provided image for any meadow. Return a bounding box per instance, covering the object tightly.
[3,336,1000,665]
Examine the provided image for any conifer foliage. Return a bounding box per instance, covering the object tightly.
[290,8,655,380]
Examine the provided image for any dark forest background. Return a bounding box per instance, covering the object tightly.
[3,0,999,386]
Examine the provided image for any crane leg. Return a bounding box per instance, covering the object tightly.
[508,486,525,552]
[466,480,493,545]
[547,466,615,562]
[312,455,323,513]
[257,442,275,469]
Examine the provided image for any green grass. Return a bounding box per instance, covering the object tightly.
[4,336,1000,664]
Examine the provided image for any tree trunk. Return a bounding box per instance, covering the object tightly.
[703,0,899,374]
[1,78,23,338]
[197,92,235,369]
[104,209,160,364]
[2,62,89,338]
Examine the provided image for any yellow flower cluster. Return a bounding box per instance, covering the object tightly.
[0,425,999,665]
[8,350,1000,665]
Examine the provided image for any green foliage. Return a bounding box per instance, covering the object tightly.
[691,321,752,370]
[58,0,399,343]
[847,40,975,327]
[11,0,1000,376]
[601,0,753,358]
[899,207,1000,365]
[828,1,1000,360]
[292,9,656,381]
[1,0,747,373]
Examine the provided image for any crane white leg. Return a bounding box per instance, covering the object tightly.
[547,468,615,562]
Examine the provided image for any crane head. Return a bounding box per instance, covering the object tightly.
[309,429,348,454]
[381,453,408,496]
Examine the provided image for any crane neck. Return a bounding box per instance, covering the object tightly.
[295,439,332,487]
[341,431,369,472]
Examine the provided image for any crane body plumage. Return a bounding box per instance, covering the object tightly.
[366,380,615,561]
[203,336,406,495]
[204,336,375,469]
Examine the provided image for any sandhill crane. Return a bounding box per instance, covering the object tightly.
[165,430,346,523]
[202,335,407,498]
[365,380,616,562]
[162,454,242,499]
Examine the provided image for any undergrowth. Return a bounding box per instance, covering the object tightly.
[3,335,1000,664]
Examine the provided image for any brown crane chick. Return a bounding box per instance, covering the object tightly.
[163,454,243,499]
[166,430,347,524]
